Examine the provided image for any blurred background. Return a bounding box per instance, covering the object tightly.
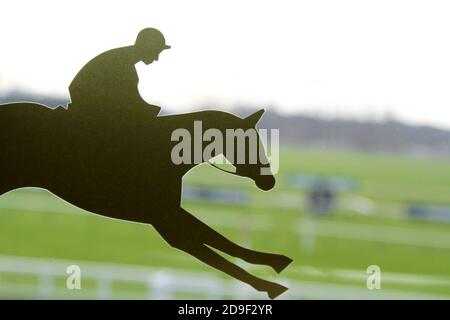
[1,0,450,299]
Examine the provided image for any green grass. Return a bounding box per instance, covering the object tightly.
[278,147,450,204]
[1,146,450,298]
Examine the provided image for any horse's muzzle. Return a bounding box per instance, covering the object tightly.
[255,175,275,191]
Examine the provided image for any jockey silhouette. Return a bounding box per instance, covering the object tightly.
[68,28,170,122]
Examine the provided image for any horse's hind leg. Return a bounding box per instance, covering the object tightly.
[176,207,292,273]
[153,219,288,299]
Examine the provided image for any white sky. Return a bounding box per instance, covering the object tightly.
[2,0,450,128]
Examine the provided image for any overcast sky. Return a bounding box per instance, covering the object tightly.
[2,0,450,128]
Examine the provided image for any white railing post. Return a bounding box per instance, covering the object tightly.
[147,271,173,300]
[37,272,54,299]
[96,272,113,300]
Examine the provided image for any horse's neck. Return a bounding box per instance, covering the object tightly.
[200,112,230,132]
[163,110,234,132]
[192,111,235,164]
[164,110,237,164]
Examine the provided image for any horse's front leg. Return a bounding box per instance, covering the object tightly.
[177,207,292,273]
[174,240,288,299]
[151,210,289,299]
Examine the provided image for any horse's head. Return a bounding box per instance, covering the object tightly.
[168,108,277,191]
[223,109,276,191]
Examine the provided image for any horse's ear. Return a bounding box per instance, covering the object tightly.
[244,109,265,126]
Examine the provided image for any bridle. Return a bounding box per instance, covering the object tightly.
[207,161,242,177]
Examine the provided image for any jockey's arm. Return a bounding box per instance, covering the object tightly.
[133,82,161,117]
[141,100,161,117]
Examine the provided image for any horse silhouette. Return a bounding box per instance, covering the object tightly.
[0,102,293,299]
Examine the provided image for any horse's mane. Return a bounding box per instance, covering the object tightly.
[157,109,243,131]
[159,109,240,121]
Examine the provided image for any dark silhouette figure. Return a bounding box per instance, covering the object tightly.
[69,28,169,121]
[308,181,336,215]
[0,28,293,299]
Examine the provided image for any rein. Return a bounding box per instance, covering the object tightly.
[207,161,241,177]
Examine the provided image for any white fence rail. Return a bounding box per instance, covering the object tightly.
[0,255,269,299]
[0,255,448,299]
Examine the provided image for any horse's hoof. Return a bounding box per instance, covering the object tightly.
[272,255,293,274]
[267,283,289,299]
